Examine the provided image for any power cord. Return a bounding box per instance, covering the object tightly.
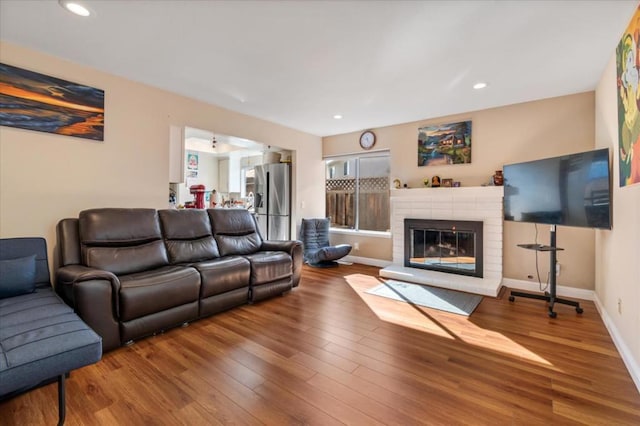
[534,223,549,292]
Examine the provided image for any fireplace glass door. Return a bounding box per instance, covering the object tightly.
[404,219,483,278]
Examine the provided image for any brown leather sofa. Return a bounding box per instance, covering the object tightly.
[55,208,302,352]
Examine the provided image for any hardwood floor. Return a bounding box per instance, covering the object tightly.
[2,263,639,425]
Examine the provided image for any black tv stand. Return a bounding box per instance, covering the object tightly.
[508,225,584,318]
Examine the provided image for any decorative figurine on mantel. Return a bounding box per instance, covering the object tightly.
[493,170,504,186]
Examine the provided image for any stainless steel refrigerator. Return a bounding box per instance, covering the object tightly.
[254,163,291,240]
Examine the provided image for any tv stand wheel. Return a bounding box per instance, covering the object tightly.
[576,307,584,314]
[548,311,557,318]
[508,296,515,302]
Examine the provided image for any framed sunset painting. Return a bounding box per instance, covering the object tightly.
[0,63,104,141]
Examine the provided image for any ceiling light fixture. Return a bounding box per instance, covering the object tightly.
[59,1,91,17]
[333,114,343,119]
[473,82,488,90]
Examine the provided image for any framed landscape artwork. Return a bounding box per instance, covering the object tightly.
[616,6,640,187]
[418,120,471,166]
[0,63,104,141]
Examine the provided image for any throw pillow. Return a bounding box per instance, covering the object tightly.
[0,254,37,299]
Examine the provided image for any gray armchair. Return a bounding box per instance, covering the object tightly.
[300,218,352,267]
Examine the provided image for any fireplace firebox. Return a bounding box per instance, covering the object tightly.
[404,219,483,278]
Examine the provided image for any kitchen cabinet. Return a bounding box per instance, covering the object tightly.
[228,152,242,193]
[218,154,242,194]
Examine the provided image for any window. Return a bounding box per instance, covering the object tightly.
[325,152,390,232]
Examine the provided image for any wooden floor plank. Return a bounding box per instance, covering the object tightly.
[1,263,639,425]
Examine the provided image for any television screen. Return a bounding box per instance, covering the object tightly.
[503,148,611,229]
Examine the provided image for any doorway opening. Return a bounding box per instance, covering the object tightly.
[169,126,293,238]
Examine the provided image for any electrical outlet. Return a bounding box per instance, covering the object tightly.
[618,298,622,314]
[354,242,360,251]
[555,262,561,276]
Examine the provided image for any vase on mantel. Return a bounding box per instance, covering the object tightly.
[493,170,504,186]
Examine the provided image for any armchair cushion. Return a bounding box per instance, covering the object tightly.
[300,218,352,266]
[305,245,352,265]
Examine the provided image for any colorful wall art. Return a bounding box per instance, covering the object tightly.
[0,63,104,141]
[418,120,471,166]
[616,6,640,187]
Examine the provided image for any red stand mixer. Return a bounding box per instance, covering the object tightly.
[188,184,206,209]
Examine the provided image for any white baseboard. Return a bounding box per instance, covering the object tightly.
[593,295,640,394]
[501,278,594,301]
[341,255,392,268]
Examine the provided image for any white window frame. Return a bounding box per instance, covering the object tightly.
[324,150,391,237]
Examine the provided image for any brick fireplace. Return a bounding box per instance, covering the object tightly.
[380,186,504,296]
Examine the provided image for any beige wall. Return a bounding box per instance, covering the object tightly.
[595,54,640,384]
[323,93,597,289]
[0,42,325,264]
[331,232,392,262]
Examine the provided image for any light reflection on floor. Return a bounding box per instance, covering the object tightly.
[343,273,553,367]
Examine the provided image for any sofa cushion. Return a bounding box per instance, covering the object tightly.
[194,256,251,297]
[158,209,220,263]
[0,288,102,395]
[84,240,169,276]
[244,251,292,285]
[80,208,162,245]
[208,209,262,256]
[164,238,219,264]
[79,208,168,275]
[0,255,36,299]
[119,266,201,322]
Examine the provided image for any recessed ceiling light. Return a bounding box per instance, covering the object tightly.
[473,82,488,90]
[333,114,343,119]
[59,1,91,17]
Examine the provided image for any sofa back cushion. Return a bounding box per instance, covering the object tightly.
[208,209,262,256]
[79,208,168,275]
[158,209,220,263]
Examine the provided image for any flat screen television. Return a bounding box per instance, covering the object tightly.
[503,148,611,229]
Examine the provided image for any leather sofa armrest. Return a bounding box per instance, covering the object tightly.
[261,240,304,287]
[56,265,122,352]
[57,265,121,305]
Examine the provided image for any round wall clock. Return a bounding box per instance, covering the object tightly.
[359,131,376,150]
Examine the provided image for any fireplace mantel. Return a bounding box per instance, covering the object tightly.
[390,185,504,198]
[380,186,504,297]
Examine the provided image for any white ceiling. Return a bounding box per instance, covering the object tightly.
[184,127,269,156]
[0,0,636,137]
